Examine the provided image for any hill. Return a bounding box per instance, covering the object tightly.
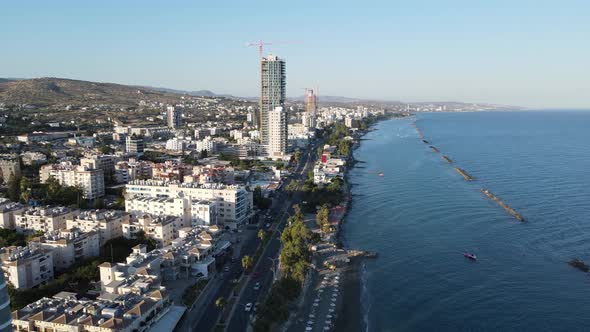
[0,77,186,106]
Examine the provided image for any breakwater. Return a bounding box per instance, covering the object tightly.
[453,167,474,181]
[480,189,525,221]
[412,120,525,222]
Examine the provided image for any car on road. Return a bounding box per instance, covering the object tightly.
[253,271,260,278]
[244,302,253,312]
[253,282,261,290]
[224,266,230,272]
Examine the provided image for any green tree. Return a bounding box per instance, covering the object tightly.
[99,145,113,154]
[316,204,330,231]
[6,174,20,202]
[215,296,225,309]
[19,176,32,203]
[242,255,254,272]
[258,229,267,242]
[285,180,299,194]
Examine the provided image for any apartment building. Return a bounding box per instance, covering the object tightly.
[0,198,25,230]
[11,291,169,332]
[29,229,100,271]
[0,246,54,289]
[125,180,252,227]
[66,210,128,245]
[40,162,105,199]
[14,206,76,234]
[114,159,153,183]
[268,106,288,158]
[125,135,145,156]
[0,272,10,332]
[80,154,116,179]
[125,194,217,226]
[0,155,20,185]
[121,215,184,246]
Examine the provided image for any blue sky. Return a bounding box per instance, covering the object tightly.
[1,0,589,108]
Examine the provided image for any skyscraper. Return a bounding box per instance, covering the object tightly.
[167,106,182,129]
[268,106,288,157]
[259,55,286,144]
[304,88,317,129]
[0,272,11,332]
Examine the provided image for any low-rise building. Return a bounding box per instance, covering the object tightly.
[20,152,47,166]
[66,210,128,245]
[0,246,54,289]
[29,229,100,271]
[11,290,170,332]
[0,198,25,230]
[14,206,76,234]
[115,159,153,183]
[121,215,184,246]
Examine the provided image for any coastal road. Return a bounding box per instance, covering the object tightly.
[226,145,318,332]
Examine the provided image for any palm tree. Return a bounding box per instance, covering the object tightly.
[215,296,225,309]
[242,255,254,272]
[258,229,267,242]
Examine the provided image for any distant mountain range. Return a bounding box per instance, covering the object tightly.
[0,77,188,106]
[0,77,521,109]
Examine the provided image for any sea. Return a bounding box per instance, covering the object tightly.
[342,111,590,332]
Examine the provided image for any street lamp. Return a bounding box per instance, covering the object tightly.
[268,257,279,282]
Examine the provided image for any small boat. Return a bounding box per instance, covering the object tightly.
[378,172,384,177]
[463,253,477,260]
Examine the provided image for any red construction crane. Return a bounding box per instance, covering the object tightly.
[246,40,302,59]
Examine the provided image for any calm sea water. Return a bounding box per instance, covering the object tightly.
[343,111,590,332]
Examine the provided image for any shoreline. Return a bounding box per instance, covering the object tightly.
[334,114,408,332]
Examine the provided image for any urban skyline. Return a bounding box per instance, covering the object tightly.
[2,1,590,108]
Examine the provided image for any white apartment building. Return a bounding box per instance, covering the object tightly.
[125,135,145,156]
[0,198,25,230]
[14,206,77,234]
[66,210,128,245]
[125,193,217,226]
[40,162,105,199]
[167,105,182,129]
[125,180,252,227]
[268,106,288,158]
[30,229,100,271]
[0,246,54,289]
[165,137,187,151]
[195,136,218,154]
[80,154,116,178]
[121,215,184,246]
[11,291,169,332]
[115,159,153,183]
